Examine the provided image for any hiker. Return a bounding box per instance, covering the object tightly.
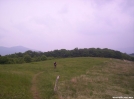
[54,62,57,69]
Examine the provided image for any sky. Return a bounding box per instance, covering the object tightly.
[0,0,134,53]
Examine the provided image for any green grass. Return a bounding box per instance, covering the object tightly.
[0,57,134,99]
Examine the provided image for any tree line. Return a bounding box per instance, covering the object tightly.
[0,48,133,64]
[0,50,47,64]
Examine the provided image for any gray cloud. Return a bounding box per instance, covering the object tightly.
[0,0,134,53]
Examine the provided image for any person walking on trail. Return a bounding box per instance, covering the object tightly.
[54,62,57,69]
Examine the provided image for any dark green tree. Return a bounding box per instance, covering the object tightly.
[0,56,9,64]
[24,55,32,63]
[41,55,47,61]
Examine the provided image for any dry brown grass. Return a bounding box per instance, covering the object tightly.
[58,59,134,99]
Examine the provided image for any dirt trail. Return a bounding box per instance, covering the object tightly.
[31,72,43,99]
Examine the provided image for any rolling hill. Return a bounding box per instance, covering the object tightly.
[0,57,134,99]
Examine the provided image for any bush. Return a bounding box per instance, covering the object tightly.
[41,55,47,61]
[8,58,16,64]
[24,55,32,63]
[0,56,9,64]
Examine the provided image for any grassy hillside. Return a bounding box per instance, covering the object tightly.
[0,57,134,99]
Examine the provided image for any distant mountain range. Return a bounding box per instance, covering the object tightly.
[129,53,134,57]
[0,46,34,56]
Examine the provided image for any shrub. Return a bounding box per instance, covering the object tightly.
[24,55,32,63]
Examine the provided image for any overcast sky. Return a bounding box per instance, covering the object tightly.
[0,0,134,53]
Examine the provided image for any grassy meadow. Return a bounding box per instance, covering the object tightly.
[0,57,134,99]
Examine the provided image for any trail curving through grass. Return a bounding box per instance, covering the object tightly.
[31,72,43,99]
